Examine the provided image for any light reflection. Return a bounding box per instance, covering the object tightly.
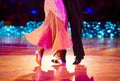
[14,65,94,81]
[0,21,120,38]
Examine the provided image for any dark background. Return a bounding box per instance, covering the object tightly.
[0,0,120,26]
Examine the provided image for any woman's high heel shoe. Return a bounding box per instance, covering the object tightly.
[35,48,44,66]
[51,54,59,63]
[56,56,66,65]
[51,50,66,65]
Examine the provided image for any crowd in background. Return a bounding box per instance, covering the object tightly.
[0,0,120,26]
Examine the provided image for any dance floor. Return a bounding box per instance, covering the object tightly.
[0,38,120,81]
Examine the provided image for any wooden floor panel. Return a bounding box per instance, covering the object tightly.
[0,38,120,81]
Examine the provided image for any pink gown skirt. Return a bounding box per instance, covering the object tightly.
[25,11,72,50]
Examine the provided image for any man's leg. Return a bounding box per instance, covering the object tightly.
[70,22,85,64]
[60,0,85,65]
[73,41,85,64]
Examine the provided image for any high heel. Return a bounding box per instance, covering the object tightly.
[35,50,41,65]
[51,54,59,63]
[51,50,66,65]
[35,48,44,66]
[56,56,66,65]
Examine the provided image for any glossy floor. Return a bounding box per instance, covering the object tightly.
[0,38,120,81]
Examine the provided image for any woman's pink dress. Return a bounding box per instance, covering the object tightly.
[25,0,72,50]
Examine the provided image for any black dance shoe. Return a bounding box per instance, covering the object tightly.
[73,56,84,65]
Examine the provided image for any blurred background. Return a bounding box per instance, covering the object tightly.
[0,0,120,26]
[0,0,120,45]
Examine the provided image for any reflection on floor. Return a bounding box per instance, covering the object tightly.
[14,65,94,81]
[0,38,120,81]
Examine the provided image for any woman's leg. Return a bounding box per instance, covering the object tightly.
[35,48,44,66]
